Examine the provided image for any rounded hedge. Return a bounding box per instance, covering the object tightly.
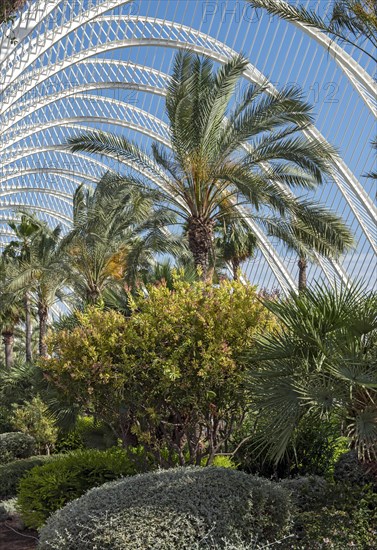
[0,432,36,464]
[38,466,292,550]
[18,447,141,529]
[0,455,58,500]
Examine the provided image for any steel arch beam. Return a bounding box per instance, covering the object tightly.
[0,204,71,225]
[1,103,171,150]
[1,167,102,188]
[0,186,73,204]
[0,0,132,92]
[1,15,374,232]
[0,1,60,66]
[0,60,166,136]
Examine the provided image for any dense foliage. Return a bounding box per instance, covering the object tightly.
[43,278,276,465]
[68,51,353,285]
[0,455,57,500]
[280,476,377,548]
[247,283,377,463]
[38,466,292,549]
[0,432,36,464]
[17,447,141,529]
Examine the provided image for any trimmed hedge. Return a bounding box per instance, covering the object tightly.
[38,466,292,549]
[17,447,140,529]
[0,455,58,500]
[0,432,36,464]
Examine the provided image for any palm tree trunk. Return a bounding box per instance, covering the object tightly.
[38,302,49,357]
[298,256,308,292]
[2,330,14,369]
[86,286,101,304]
[24,292,32,363]
[231,257,241,281]
[187,216,214,281]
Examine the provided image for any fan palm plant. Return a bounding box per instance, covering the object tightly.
[68,51,351,283]
[61,171,183,304]
[246,283,377,463]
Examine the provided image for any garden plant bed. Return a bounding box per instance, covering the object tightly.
[0,520,38,550]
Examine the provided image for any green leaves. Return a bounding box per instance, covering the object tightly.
[247,283,377,463]
[43,278,277,465]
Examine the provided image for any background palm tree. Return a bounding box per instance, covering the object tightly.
[247,0,377,63]
[3,213,44,362]
[0,287,22,369]
[61,171,183,304]
[68,51,350,283]
[215,217,257,281]
[8,223,67,357]
[246,283,377,464]
[258,207,354,290]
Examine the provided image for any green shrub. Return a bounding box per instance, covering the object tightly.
[0,455,58,499]
[55,416,117,453]
[17,447,140,528]
[209,455,238,469]
[10,396,58,455]
[0,432,36,464]
[38,467,292,549]
[334,450,376,486]
[280,476,377,548]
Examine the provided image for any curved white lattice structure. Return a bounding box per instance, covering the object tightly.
[1,0,376,293]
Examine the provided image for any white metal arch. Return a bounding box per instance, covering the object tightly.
[0,168,99,196]
[251,0,376,114]
[0,60,167,136]
[0,204,72,225]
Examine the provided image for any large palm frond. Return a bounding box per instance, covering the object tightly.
[247,283,377,462]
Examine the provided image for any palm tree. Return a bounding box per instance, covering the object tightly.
[0,260,23,369]
[0,294,21,370]
[68,51,348,282]
[8,223,67,357]
[258,207,354,290]
[246,283,377,463]
[3,213,44,362]
[61,171,182,304]
[215,217,257,280]
[247,0,377,63]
